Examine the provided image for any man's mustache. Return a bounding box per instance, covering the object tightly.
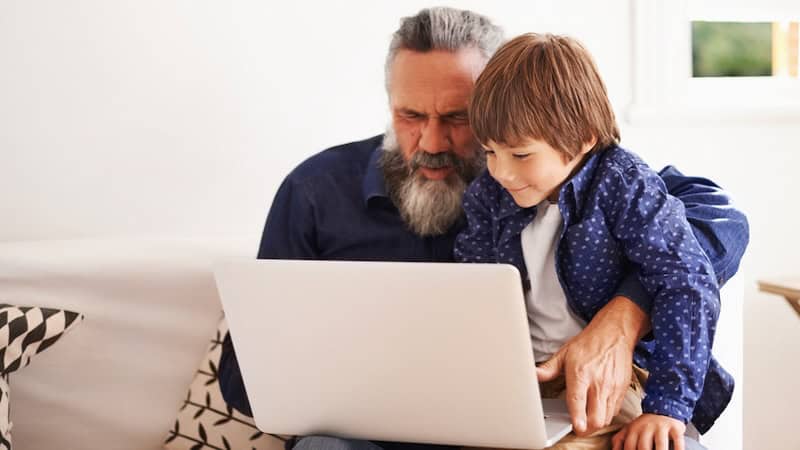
[409,151,461,171]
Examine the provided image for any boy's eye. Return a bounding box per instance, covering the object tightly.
[483,149,495,156]
[513,153,531,160]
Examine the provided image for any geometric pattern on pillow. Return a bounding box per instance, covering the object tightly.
[164,316,290,450]
[0,375,10,450]
[0,303,84,450]
[0,304,84,375]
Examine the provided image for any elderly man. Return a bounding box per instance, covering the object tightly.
[220,7,748,450]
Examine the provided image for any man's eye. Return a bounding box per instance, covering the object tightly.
[402,112,422,120]
[447,114,469,124]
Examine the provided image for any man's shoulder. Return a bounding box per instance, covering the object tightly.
[287,134,384,183]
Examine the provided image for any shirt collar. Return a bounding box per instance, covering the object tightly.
[362,144,389,206]
[558,147,607,215]
[495,182,529,220]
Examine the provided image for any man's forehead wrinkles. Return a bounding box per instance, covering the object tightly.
[391,82,471,110]
[393,96,469,117]
[395,107,467,118]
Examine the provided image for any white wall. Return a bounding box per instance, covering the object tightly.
[1,1,798,449]
[0,0,634,242]
[625,124,800,450]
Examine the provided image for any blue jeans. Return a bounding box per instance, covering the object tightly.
[291,435,708,450]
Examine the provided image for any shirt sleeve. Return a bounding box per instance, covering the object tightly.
[658,165,749,285]
[614,167,749,313]
[257,176,320,259]
[219,174,319,416]
[602,162,720,424]
[454,176,497,264]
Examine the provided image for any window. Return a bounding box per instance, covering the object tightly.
[692,21,772,77]
[691,21,798,78]
[628,0,800,124]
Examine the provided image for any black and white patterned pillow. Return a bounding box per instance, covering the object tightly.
[164,316,290,450]
[0,303,84,450]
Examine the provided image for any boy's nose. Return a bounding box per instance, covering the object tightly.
[494,160,516,184]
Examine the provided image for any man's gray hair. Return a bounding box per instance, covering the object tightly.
[385,7,505,90]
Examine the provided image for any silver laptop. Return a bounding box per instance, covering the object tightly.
[215,259,572,449]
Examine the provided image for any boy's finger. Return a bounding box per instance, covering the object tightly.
[638,426,655,450]
[611,428,627,450]
[670,427,685,450]
[655,427,670,450]
[623,428,638,450]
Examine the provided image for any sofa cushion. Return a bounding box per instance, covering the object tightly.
[0,303,83,450]
[165,316,289,450]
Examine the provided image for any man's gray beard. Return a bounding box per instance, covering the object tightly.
[379,126,485,237]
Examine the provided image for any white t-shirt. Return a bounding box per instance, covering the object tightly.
[521,201,586,362]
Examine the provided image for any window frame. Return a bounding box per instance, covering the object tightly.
[627,0,800,125]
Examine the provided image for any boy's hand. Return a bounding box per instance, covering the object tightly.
[611,413,686,450]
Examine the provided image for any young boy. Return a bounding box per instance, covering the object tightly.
[455,34,729,450]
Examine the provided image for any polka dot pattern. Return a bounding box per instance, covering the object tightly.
[454,146,731,432]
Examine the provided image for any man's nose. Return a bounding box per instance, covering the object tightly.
[418,119,450,154]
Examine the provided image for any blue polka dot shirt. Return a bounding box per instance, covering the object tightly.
[455,146,745,433]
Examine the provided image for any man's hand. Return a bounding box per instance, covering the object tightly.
[611,413,686,450]
[536,296,649,436]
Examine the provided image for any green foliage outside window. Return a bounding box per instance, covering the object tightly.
[692,21,772,77]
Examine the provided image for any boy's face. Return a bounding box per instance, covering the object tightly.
[483,138,592,207]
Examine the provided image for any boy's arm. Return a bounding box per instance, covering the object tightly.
[219,175,319,417]
[614,167,749,315]
[460,173,650,436]
[603,162,720,424]
[454,173,498,264]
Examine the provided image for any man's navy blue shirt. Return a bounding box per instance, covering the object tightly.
[219,135,748,428]
[256,134,460,263]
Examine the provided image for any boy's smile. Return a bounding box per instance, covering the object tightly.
[483,138,593,208]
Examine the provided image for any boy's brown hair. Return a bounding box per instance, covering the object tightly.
[469,33,619,158]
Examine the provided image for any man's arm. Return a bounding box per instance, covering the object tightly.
[218,175,319,416]
[659,165,749,285]
[538,168,749,436]
[536,296,647,434]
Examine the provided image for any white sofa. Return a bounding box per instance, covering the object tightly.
[0,237,742,450]
[0,237,253,450]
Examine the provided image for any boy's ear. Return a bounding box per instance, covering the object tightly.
[579,135,598,155]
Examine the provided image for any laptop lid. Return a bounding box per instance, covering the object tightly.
[216,259,571,449]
